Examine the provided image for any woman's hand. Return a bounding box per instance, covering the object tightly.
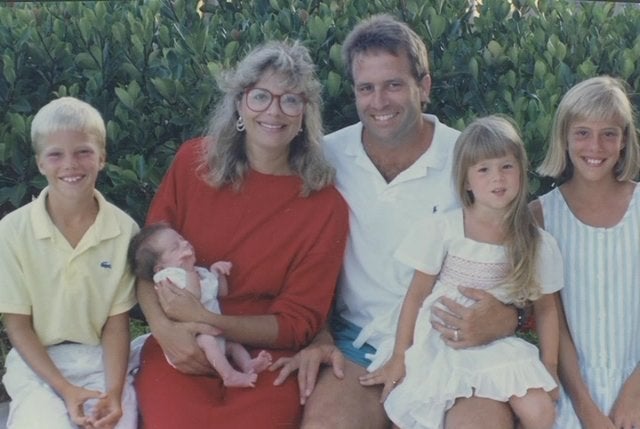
[153,319,220,375]
[358,356,405,403]
[156,279,206,323]
[270,329,345,405]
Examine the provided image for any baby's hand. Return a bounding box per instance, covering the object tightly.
[211,261,232,276]
[60,384,103,427]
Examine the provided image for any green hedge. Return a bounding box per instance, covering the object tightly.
[1,0,640,224]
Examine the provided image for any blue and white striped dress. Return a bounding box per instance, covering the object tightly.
[540,184,640,428]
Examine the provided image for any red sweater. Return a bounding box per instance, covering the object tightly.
[147,138,348,349]
[136,138,348,428]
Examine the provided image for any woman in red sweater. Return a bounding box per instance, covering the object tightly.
[134,40,349,428]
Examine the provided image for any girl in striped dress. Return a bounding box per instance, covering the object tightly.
[531,76,640,429]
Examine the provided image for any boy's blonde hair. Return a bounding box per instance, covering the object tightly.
[31,96,107,156]
[453,115,541,306]
[537,76,640,182]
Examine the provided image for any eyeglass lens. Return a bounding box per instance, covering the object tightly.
[246,88,304,116]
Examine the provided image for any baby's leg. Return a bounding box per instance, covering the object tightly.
[226,342,273,374]
[196,335,257,387]
[509,388,555,429]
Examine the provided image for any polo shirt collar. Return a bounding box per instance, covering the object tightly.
[31,187,122,245]
[343,114,450,182]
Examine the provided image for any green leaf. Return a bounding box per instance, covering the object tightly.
[115,87,135,110]
[326,71,341,97]
[2,54,16,85]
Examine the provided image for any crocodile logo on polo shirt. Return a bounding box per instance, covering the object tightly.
[100,261,112,269]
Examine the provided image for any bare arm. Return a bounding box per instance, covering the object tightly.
[88,312,130,428]
[556,294,615,429]
[136,278,216,374]
[359,270,436,401]
[533,292,560,399]
[210,261,232,297]
[610,364,640,429]
[3,313,101,426]
[269,325,345,405]
[156,280,278,347]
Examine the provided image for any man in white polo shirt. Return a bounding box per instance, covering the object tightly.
[272,14,519,429]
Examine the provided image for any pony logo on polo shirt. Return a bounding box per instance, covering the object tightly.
[100,261,112,269]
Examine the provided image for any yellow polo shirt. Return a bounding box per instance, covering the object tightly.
[0,187,139,346]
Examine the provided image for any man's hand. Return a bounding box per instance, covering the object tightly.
[431,286,517,349]
[153,319,219,375]
[270,343,345,405]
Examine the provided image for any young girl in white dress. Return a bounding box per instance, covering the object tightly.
[530,76,640,429]
[360,115,563,429]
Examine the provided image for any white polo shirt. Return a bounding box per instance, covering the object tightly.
[323,114,460,348]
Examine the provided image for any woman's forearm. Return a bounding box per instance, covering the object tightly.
[195,311,279,348]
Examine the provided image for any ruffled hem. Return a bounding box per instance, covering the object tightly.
[385,338,556,429]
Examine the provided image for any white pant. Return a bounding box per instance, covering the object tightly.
[3,343,138,429]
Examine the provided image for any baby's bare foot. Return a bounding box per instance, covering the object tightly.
[250,350,273,373]
[223,370,258,388]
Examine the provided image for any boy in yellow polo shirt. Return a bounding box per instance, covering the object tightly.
[0,97,139,428]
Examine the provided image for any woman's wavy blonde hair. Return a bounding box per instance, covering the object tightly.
[453,115,541,307]
[200,40,334,196]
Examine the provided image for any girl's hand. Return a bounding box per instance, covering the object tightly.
[87,391,122,429]
[359,356,406,403]
[579,406,615,429]
[60,384,103,427]
[610,379,640,429]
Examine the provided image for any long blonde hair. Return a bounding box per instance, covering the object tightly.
[201,40,334,196]
[453,115,541,306]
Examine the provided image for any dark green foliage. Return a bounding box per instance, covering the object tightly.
[1,0,640,223]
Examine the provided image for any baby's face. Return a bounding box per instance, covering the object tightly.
[154,228,197,270]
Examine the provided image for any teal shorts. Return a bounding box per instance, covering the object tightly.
[330,314,376,368]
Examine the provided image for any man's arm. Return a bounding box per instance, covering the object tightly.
[431,286,517,349]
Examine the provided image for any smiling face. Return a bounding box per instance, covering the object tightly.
[152,228,197,271]
[36,129,105,201]
[239,70,304,161]
[567,118,625,183]
[466,153,521,213]
[352,50,430,147]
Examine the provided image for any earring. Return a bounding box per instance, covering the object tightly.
[297,127,303,135]
[236,116,245,132]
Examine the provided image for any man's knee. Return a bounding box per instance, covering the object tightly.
[301,363,389,429]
